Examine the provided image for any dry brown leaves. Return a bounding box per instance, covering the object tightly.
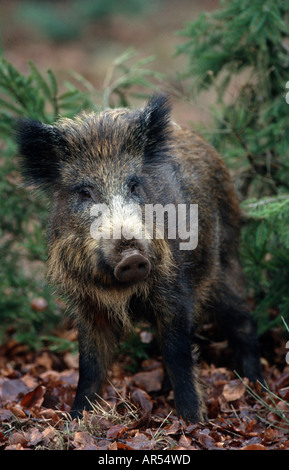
[1,338,289,450]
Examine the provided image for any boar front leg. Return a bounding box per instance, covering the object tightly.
[70,315,118,419]
[156,292,205,424]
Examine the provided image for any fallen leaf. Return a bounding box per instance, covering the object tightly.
[72,431,98,450]
[198,430,217,449]
[241,443,267,450]
[0,409,13,421]
[244,419,257,434]
[125,432,153,450]
[35,351,53,370]
[106,423,127,439]
[30,297,48,311]
[131,388,153,415]
[115,441,134,450]
[21,374,39,389]
[263,427,280,444]
[20,385,46,408]
[178,435,192,448]
[133,368,163,392]
[94,439,112,450]
[24,427,43,447]
[42,427,57,446]
[206,397,220,419]
[8,432,27,446]
[164,420,180,435]
[0,377,28,403]
[64,352,79,369]
[222,379,247,402]
[275,371,289,390]
[7,404,27,418]
[108,440,118,450]
[4,443,28,450]
[140,331,153,344]
[39,408,61,425]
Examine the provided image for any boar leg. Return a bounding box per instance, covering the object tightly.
[217,287,263,383]
[70,319,118,418]
[156,297,206,423]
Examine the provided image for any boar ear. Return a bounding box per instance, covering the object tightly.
[140,93,172,161]
[16,119,65,188]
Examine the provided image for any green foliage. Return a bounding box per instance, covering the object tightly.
[15,0,154,41]
[0,51,161,348]
[0,58,97,126]
[177,0,289,332]
[0,57,95,347]
[101,48,165,108]
[241,196,289,333]
[177,0,289,198]
[119,330,150,373]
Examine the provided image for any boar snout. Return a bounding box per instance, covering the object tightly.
[114,249,151,283]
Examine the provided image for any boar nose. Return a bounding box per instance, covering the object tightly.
[114,250,151,283]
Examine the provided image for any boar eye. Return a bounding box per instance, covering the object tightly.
[79,188,92,200]
[130,183,137,193]
[128,178,140,196]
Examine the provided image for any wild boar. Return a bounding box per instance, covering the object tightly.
[17,94,262,423]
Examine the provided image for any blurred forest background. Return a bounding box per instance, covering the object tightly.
[0,0,289,358]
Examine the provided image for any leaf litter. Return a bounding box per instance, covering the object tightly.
[1,328,289,450]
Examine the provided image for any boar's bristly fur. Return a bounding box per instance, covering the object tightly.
[16,94,262,423]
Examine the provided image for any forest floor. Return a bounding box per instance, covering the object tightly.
[1,324,289,450]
